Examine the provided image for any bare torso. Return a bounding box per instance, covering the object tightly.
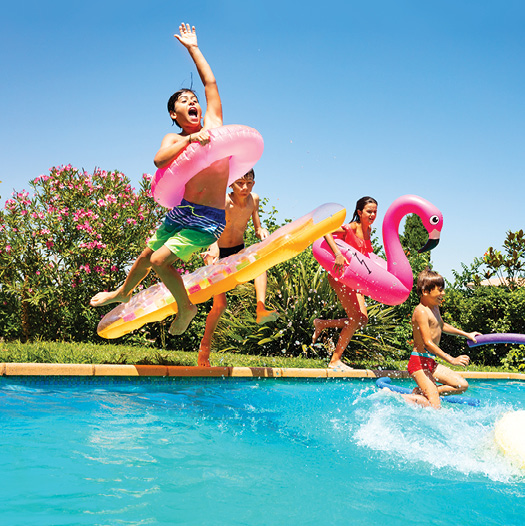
[412,304,443,353]
[217,192,256,248]
[183,157,230,209]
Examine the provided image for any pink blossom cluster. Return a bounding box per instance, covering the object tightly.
[73,209,99,222]
[79,241,107,250]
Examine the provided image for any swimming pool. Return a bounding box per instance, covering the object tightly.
[1,376,523,525]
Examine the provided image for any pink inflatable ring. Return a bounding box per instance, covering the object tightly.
[152,124,264,208]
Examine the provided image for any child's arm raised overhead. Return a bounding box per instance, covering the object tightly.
[154,24,222,169]
[175,23,222,128]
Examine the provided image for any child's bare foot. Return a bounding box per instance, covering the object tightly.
[169,304,198,335]
[90,288,130,307]
[312,319,323,344]
[198,343,211,367]
[256,302,279,324]
[327,360,354,372]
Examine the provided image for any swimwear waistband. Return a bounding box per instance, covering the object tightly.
[164,199,226,240]
[219,243,245,259]
[410,350,435,359]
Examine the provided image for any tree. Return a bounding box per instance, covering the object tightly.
[477,230,525,290]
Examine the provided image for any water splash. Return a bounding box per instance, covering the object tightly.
[354,388,524,483]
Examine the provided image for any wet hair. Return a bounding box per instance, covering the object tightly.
[350,196,378,223]
[416,268,445,297]
[242,169,255,181]
[167,89,198,127]
[231,169,255,188]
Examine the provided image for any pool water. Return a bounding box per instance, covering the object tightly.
[0,377,523,525]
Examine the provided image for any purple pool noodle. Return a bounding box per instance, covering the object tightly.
[467,333,525,348]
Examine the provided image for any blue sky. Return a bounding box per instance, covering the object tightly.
[1,0,524,280]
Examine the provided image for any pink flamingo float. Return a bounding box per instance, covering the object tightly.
[313,194,443,305]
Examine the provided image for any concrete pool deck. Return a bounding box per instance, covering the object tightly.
[0,362,524,380]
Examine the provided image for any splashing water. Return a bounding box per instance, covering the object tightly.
[354,386,523,483]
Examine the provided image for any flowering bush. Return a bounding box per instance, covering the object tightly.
[0,165,165,342]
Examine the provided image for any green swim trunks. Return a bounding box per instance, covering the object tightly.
[147,199,226,262]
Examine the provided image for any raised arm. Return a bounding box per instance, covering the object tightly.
[175,24,222,127]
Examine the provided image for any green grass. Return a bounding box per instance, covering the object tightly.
[0,340,520,373]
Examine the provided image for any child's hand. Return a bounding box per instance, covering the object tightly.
[466,331,482,343]
[175,23,198,49]
[189,129,210,146]
[332,253,347,274]
[257,228,270,240]
[452,354,470,367]
[201,252,218,265]
[201,245,219,265]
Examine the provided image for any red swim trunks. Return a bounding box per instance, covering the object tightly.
[407,352,437,375]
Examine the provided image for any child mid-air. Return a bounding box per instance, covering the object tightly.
[198,169,278,366]
[403,268,480,409]
[90,23,229,336]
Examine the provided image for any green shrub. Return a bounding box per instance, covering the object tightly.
[441,286,525,366]
[212,246,402,364]
[0,165,165,342]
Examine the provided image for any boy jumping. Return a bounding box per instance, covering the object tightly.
[90,23,228,336]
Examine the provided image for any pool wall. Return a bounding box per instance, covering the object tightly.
[0,362,523,380]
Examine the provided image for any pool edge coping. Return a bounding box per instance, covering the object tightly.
[0,362,523,380]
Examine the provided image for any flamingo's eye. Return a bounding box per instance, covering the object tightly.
[429,215,440,226]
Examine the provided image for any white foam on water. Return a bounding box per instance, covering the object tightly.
[354,389,524,483]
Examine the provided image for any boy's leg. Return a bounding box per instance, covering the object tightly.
[149,245,197,335]
[433,364,469,395]
[410,370,441,408]
[254,271,279,324]
[90,247,154,306]
[198,293,227,367]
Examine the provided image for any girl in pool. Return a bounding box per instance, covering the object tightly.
[312,196,378,372]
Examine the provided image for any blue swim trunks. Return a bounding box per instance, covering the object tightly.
[147,199,226,262]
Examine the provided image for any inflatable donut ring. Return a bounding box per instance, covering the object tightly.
[152,124,264,208]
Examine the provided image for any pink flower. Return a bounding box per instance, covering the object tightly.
[6,245,11,252]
